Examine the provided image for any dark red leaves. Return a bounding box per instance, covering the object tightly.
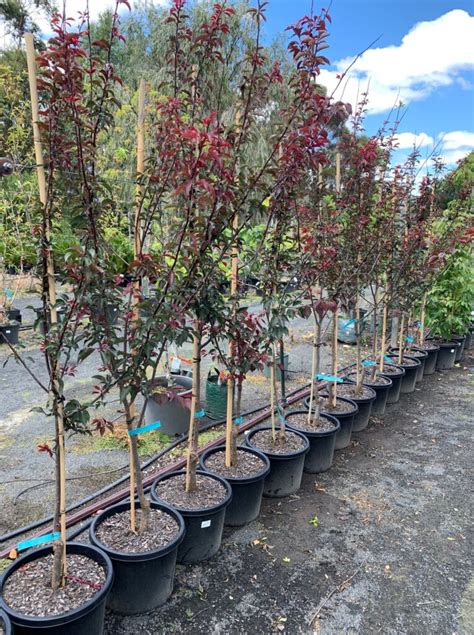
[37,443,54,458]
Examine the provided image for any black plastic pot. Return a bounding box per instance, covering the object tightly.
[452,334,466,362]
[34,306,67,334]
[343,374,391,417]
[0,542,113,635]
[464,330,472,352]
[435,341,459,370]
[385,355,421,393]
[199,446,270,526]
[378,363,405,404]
[150,470,232,564]
[334,381,377,428]
[6,308,21,324]
[284,410,340,473]
[416,343,440,375]
[389,348,427,383]
[245,426,310,497]
[0,322,19,346]
[304,396,358,449]
[0,608,11,635]
[89,500,185,614]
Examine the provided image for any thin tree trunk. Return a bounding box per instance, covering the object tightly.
[309,314,322,422]
[398,314,405,364]
[355,296,363,395]
[25,32,66,590]
[186,326,201,492]
[379,294,389,373]
[329,307,338,409]
[419,293,427,345]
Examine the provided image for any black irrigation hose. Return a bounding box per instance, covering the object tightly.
[0,391,305,545]
[1,356,359,546]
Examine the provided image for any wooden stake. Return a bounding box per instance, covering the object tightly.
[398,314,405,364]
[307,317,318,426]
[25,32,66,585]
[331,308,338,408]
[335,152,341,194]
[185,330,201,492]
[419,293,427,345]
[379,296,389,372]
[128,79,146,531]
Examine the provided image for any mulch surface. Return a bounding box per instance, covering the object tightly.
[249,428,306,454]
[3,553,106,617]
[203,448,267,479]
[285,411,337,432]
[95,508,180,553]
[154,473,228,510]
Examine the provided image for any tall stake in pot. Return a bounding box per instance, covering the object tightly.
[25,32,67,588]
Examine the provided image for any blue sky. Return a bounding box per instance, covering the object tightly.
[27,0,474,170]
[261,0,474,169]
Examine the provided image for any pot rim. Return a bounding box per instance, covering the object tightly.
[283,409,341,438]
[385,354,421,368]
[0,542,113,627]
[343,374,392,391]
[245,425,310,459]
[199,445,271,484]
[304,394,359,417]
[150,469,232,516]
[89,500,185,562]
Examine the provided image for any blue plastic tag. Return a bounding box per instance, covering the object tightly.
[128,421,162,436]
[362,360,376,367]
[234,416,243,424]
[384,355,393,362]
[316,373,343,383]
[344,319,357,327]
[5,288,13,300]
[17,532,61,551]
[195,409,206,418]
[405,335,414,343]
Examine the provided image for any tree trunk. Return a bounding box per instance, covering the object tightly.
[186,326,201,492]
[308,314,321,424]
[329,307,338,409]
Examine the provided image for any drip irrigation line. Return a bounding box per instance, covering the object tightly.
[0,398,288,545]
[0,360,356,554]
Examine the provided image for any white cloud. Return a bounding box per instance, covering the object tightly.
[34,0,169,37]
[440,130,474,150]
[319,9,474,115]
[394,132,433,149]
[437,129,474,166]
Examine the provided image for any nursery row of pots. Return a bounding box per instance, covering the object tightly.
[0,304,121,346]
[0,332,471,634]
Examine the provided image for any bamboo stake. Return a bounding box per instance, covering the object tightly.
[398,314,405,364]
[185,331,201,492]
[270,345,276,443]
[379,296,389,372]
[128,79,146,532]
[331,308,338,408]
[25,32,66,586]
[335,152,341,193]
[355,296,362,393]
[225,211,239,466]
[419,292,427,345]
[307,318,318,425]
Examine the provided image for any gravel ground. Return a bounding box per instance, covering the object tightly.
[3,295,472,633]
[0,295,339,534]
[105,349,473,634]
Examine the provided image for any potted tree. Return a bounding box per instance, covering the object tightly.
[0,14,126,630]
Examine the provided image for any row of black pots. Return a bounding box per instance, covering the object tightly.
[2,333,470,632]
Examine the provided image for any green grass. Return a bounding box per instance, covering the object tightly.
[72,426,224,457]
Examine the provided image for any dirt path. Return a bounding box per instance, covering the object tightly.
[106,352,474,635]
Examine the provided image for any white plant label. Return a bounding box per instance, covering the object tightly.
[5,330,10,334]
[201,520,211,528]
[450,349,454,353]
